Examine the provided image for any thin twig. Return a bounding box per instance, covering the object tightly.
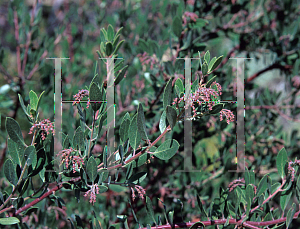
[247,63,293,83]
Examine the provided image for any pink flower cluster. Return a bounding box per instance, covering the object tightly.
[172,81,234,124]
[57,147,84,173]
[288,159,300,182]
[182,12,199,26]
[29,119,55,140]
[292,75,300,88]
[137,52,159,70]
[84,183,99,205]
[228,178,257,195]
[131,185,146,201]
[228,178,245,192]
[73,89,90,109]
[220,109,235,124]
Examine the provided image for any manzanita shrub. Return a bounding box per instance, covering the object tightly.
[1,24,300,229]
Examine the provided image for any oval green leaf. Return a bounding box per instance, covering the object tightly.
[209,103,224,115]
[114,65,128,86]
[129,114,141,150]
[89,83,102,112]
[137,103,148,140]
[163,77,173,110]
[5,117,25,146]
[153,139,179,160]
[210,55,223,72]
[0,217,20,225]
[127,172,147,185]
[166,106,177,130]
[87,156,97,182]
[29,90,38,111]
[4,159,17,186]
[276,147,288,180]
[146,196,157,225]
[159,110,167,134]
[172,16,182,37]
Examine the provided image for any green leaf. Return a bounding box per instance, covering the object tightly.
[0,217,20,225]
[118,144,124,165]
[115,27,123,38]
[208,57,216,72]
[210,55,223,72]
[92,212,102,229]
[204,51,210,65]
[98,185,108,193]
[201,61,208,76]
[114,65,128,86]
[124,149,153,169]
[257,174,269,197]
[206,75,217,88]
[153,139,179,160]
[29,109,36,119]
[175,78,184,97]
[107,25,114,41]
[137,103,148,140]
[101,28,107,41]
[100,42,106,56]
[114,59,125,73]
[246,197,251,217]
[191,79,199,93]
[235,186,247,205]
[164,61,174,75]
[280,189,292,212]
[172,16,182,37]
[129,114,141,150]
[209,103,224,115]
[146,196,157,225]
[24,145,34,160]
[29,90,38,111]
[127,172,147,184]
[194,18,209,28]
[105,41,113,56]
[246,184,254,203]
[18,178,29,196]
[36,91,45,115]
[196,195,208,218]
[63,135,70,149]
[5,117,25,146]
[97,114,106,137]
[175,86,181,98]
[276,147,288,179]
[163,77,173,110]
[111,40,125,56]
[7,138,22,165]
[98,168,109,183]
[73,127,85,151]
[166,106,177,130]
[159,110,167,134]
[18,94,30,118]
[286,203,296,228]
[180,31,192,50]
[4,159,17,186]
[89,83,102,112]
[189,221,205,229]
[120,113,130,142]
[87,156,97,182]
[138,39,148,53]
[271,182,281,194]
[26,146,36,167]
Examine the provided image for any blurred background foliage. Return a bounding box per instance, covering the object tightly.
[0,0,300,228]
